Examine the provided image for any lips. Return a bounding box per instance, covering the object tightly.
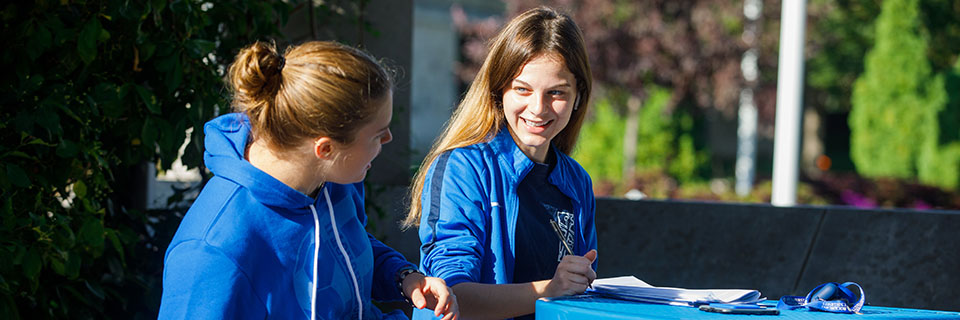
[520,118,553,133]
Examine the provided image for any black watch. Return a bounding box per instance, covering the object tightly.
[396,267,422,303]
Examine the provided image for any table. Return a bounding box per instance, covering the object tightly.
[536,295,960,319]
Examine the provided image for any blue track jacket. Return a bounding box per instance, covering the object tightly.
[413,129,598,320]
[160,113,412,319]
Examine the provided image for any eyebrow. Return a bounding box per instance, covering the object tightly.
[512,79,572,89]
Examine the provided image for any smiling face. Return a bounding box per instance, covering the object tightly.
[501,53,578,163]
[327,93,393,184]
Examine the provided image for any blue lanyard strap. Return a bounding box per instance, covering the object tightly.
[777,282,865,314]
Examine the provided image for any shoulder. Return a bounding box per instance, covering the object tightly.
[168,177,263,257]
[429,143,497,177]
[557,152,592,184]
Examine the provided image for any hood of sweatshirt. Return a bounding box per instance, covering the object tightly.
[202,113,316,210]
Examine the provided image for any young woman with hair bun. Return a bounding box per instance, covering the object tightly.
[159,41,458,320]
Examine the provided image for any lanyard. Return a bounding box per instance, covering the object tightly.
[777,282,865,314]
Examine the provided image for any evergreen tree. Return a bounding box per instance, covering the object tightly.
[850,0,937,179]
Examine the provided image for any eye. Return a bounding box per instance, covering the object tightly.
[514,87,531,94]
[548,90,567,96]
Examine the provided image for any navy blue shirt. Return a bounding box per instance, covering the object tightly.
[512,155,576,319]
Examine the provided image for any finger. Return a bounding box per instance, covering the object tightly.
[443,295,458,320]
[565,273,590,286]
[434,289,450,317]
[409,286,427,309]
[583,249,597,262]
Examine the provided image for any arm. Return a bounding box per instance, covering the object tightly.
[582,175,599,270]
[353,183,460,319]
[451,251,597,319]
[419,151,595,319]
[159,240,265,320]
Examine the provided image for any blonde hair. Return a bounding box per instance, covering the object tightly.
[403,7,593,228]
[227,41,393,149]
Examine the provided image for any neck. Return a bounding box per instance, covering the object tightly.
[506,128,550,163]
[246,139,323,196]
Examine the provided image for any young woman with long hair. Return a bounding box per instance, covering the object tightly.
[405,7,597,320]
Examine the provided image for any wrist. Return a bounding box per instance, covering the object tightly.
[533,279,552,298]
[395,267,422,302]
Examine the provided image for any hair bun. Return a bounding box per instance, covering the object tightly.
[228,41,284,111]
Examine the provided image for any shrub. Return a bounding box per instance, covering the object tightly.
[849,0,959,189]
[0,1,294,318]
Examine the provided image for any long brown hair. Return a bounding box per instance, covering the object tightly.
[227,41,393,149]
[403,7,593,228]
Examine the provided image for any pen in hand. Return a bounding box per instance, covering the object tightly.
[549,219,593,290]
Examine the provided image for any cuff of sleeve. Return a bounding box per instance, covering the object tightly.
[442,274,474,288]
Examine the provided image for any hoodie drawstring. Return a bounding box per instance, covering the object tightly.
[309,203,320,320]
[309,188,363,320]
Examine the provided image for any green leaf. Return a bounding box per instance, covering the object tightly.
[50,254,66,276]
[26,138,56,147]
[22,246,41,281]
[96,82,123,118]
[140,42,157,62]
[79,218,105,249]
[56,138,80,158]
[98,28,110,42]
[165,54,183,91]
[84,281,105,301]
[73,180,87,199]
[186,39,216,58]
[65,249,81,279]
[55,224,76,249]
[151,0,167,15]
[25,24,52,60]
[6,164,31,187]
[77,18,101,65]
[34,107,62,135]
[142,117,158,149]
[106,229,126,266]
[1,197,12,229]
[135,85,160,114]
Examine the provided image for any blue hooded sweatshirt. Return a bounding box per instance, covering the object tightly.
[159,113,413,319]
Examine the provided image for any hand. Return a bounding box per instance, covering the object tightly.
[402,273,459,320]
[544,249,597,297]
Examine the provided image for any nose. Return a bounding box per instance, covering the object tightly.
[380,129,393,144]
[528,94,550,116]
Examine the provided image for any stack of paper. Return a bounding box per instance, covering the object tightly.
[588,276,763,307]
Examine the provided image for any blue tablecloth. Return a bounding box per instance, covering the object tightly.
[536,295,960,319]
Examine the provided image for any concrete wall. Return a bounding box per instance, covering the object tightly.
[596,199,960,312]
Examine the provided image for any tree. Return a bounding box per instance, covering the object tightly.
[849,0,952,185]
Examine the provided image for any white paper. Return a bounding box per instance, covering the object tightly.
[588,276,763,306]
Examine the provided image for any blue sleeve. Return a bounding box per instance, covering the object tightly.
[351,183,416,302]
[418,151,489,287]
[369,234,415,301]
[580,174,599,271]
[159,240,266,319]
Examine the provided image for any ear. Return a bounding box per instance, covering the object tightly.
[313,137,337,159]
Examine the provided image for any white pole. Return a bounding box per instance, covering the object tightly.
[771,0,807,206]
[736,0,762,197]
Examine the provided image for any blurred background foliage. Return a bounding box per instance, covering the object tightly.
[456,0,959,208]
